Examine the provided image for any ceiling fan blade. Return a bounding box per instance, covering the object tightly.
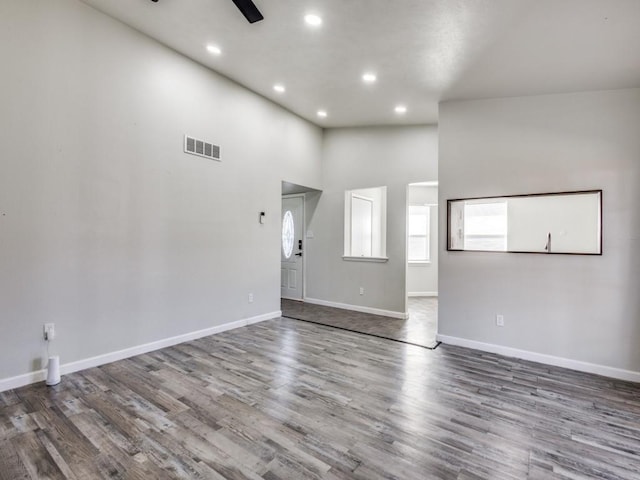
[231,0,264,23]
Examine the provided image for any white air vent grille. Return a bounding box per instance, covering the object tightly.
[184,135,220,161]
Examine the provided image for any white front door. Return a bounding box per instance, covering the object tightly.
[281,196,304,300]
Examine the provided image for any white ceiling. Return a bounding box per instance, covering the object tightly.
[80,0,640,128]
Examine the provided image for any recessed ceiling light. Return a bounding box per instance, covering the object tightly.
[304,14,323,27]
[362,72,377,83]
[395,105,407,114]
[317,110,328,118]
[206,44,221,55]
[273,84,286,93]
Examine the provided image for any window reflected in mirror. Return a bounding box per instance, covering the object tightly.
[463,200,507,251]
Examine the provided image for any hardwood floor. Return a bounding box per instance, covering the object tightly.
[281,297,438,348]
[2,317,640,479]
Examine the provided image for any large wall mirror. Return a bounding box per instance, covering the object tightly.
[447,190,602,255]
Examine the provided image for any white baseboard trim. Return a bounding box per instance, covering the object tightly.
[0,311,280,393]
[408,291,438,297]
[436,334,640,383]
[303,297,408,319]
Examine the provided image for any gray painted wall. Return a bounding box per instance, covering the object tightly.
[0,0,322,380]
[439,88,640,372]
[306,126,438,314]
[407,185,438,295]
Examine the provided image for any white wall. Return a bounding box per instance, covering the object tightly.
[439,88,640,375]
[0,0,322,384]
[306,126,438,315]
[407,185,438,295]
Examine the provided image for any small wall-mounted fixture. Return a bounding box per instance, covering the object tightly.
[259,211,265,224]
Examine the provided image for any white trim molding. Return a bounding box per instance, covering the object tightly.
[0,311,280,393]
[304,297,408,319]
[408,291,438,297]
[342,256,389,263]
[436,334,640,383]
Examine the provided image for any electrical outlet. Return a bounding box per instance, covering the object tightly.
[496,314,505,327]
[43,323,55,341]
[359,287,364,295]
[248,293,254,303]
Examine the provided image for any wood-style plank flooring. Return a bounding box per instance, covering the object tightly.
[2,317,640,479]
[281,297,438,348]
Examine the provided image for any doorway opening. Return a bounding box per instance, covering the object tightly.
[280,181,322,303]
[406,181,439,346]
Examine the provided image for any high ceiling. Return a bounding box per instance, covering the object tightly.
[80,0,640,127]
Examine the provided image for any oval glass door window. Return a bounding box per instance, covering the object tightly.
[282,210,295,259]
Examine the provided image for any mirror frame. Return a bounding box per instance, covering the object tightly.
[446,189,602,255]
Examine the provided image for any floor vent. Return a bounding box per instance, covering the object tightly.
[184,135,220,161]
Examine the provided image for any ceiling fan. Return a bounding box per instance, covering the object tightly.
[231,0,264,23]
[149,0,264,24]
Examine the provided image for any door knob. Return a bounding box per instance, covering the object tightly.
[295,252,303,257]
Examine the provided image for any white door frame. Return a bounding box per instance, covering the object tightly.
[282,193,306,300]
